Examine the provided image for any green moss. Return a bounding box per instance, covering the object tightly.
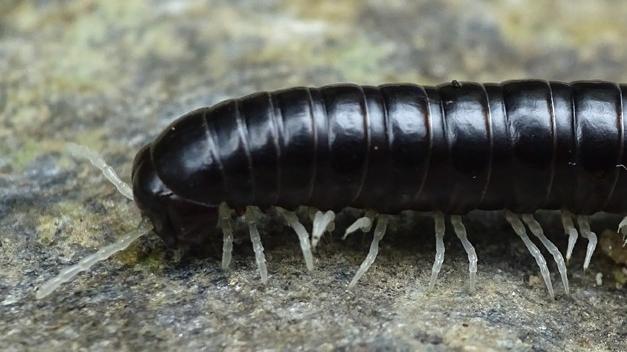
[613,267,627,285]
[73,128,107,153]
[9,138,66,172]
[321,37,394,84]
[36,198,153,270]
[39,201,103,248]
[494,1,627,50]
[115,239,166,272]
[36,215,61,245]
[282,0,361,22]
[11,138,42,170]
[600,230,627,265]
[9,136,89,172]
[140,251,167,272]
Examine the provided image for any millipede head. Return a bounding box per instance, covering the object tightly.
[131,145,219,250]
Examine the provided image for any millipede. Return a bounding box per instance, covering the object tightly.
[37,80,627,299]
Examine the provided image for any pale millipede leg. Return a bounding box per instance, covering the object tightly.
[66,143,134,200]
[521,214,569,295]
[245,206,268,284]
[36,221,151,299]
[311,210,335,249]
[450,215,478,292]
[428,212,446,290]
[505,211,554,299]
[348,215,389,289]
[560,210,579,262]
[218,203,235,271]
[576,215,597,271]
[617,217,627,246]
[342,210,376,240]
[276,207,314,271]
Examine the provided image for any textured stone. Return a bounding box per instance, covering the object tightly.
[1,1,625,351]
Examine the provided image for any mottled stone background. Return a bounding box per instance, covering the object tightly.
[1,1,626,351]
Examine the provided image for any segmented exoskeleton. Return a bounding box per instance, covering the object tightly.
[37,80,627,299]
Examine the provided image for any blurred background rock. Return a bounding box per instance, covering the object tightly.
[0,1,625,351]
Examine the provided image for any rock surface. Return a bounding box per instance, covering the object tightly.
[1,1,625,351]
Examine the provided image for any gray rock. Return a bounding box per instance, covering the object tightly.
[1,1,625,351]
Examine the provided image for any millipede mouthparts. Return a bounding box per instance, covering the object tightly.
[37,80,627,300]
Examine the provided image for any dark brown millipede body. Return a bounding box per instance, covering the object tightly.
[37,80,627,299]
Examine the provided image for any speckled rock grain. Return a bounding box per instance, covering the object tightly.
[1,1,625,351]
